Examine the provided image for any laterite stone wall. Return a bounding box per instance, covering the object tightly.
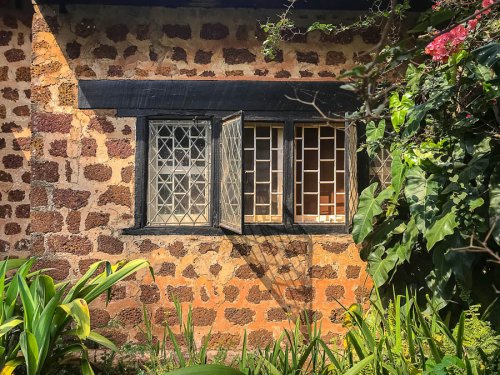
[0,6,32,256]
[26,3,375,347]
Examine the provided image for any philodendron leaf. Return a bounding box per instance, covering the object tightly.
[391,149,406,198]
[367,246,399,287]
[404,166,442,233]
[352,183,383,244]
[425,211,459,250]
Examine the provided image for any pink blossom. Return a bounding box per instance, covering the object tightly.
[467,18,478,29]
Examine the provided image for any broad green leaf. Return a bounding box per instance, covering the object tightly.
[20,331,39,375]
[390,149,406,198]
[167,365,245,375]
[404,167,442,233]
[472,43,500,74]
[425,246,454,309]
[367,246,399,287]
[352,183,383,243]
[59,299,90,340]
[366,120,385,144]
[425,211,459,250]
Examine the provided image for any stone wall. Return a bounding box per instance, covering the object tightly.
[0,7,32,256]
[28,3,373,347]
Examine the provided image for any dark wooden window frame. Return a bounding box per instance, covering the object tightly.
[123,113,350,236]
[78,80,360,236]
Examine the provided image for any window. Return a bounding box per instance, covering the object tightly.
[243,122,284,223]
[139,116,352,234]
[147,119,211,225]
[294,124,345,224]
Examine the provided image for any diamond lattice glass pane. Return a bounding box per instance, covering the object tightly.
[220,114,243,232]
[147,119,211,226]
[369,148,392,188]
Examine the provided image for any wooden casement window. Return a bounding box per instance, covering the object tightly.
[141,114,352,235]
[77,79,361,235]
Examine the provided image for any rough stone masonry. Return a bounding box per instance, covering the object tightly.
[0,2,375,348]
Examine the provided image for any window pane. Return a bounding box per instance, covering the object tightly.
[304,195,318,214]
[244,123,283,223]
[220,114,243,232]
[294,124,345,224]
[304,127,318,148]
[320,161,334,181]
[304,150,318,170]
[148,119,211,225]
[256,161,269,182]
[304,172,318,192]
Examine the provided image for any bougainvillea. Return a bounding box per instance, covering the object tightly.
[425,0,495,62]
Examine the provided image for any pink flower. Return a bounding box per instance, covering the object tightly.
[468,18,478,29]
[480,0,494,16]
[466,114,472,118]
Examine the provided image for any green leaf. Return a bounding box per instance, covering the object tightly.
[352,183,383,243]
[490,164,500,245]
[343,354,374,375]
[81,359,95,375]
[0,318,23,339]
[59,299,91,340]
[366,120,385,143]
[455,312,465,359]
[20,331,39,375]
[404,166,442,233]
[367,246,399,287]
[472,43,500,74]
[390,149,406,198]
[425,211,459,250]
[0,358,23,375]
[167,365,245,375]
[87,331,118,352]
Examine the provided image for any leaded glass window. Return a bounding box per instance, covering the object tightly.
[243,122,283,223]
[219,112,244,233]
[294,124,346,224]
[147,119,211,225]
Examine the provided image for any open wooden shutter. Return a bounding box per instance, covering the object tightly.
[219,111,244,233]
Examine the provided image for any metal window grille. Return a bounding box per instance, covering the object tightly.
[147,119,211,225]
[294,124,346,224]
[243,122,284,223]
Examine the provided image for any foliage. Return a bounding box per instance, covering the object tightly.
[262,0,500,315]
[0,257,150,375]
[94,294,499,374]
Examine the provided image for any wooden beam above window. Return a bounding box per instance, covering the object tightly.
[78,79,359,117]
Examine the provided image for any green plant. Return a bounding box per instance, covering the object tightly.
[140,298,231,374]
[0,257,150,375]
[261,0,500,314]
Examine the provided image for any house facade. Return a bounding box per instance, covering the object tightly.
[0,0,425,348]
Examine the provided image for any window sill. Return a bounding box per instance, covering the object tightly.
[122,224,348,236]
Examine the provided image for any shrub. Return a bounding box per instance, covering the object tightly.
[0,257,150,375]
